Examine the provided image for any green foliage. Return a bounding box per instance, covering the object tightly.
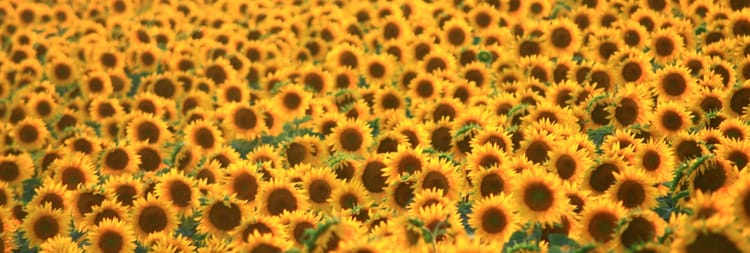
[303,218,340,251]
[587,125,614,150]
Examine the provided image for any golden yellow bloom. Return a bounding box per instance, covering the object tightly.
[39,235,81,253]
[470,194,520,243]
[86,218,136,253]
[130,195,177,242]
[23,203,70,247]
[514,167,571,225]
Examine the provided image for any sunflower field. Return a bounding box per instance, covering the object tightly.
[2,0,750,252]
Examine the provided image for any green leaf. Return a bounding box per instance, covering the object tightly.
[547,233,579,248]
[303,218,339,251]
[453,123,482,140]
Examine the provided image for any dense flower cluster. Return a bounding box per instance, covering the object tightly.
[1,0,750,252]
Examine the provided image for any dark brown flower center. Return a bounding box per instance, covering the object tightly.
[361,161,387,193]
[617,180,646,208]
[588,212,618,242]
[194,127,215,148]
[208,202,241,231]
[33,215,59,241]
[98,230,124,253]
[266,188,298,215]
[339,128,363,152]
[481,207,507,234]
[138,206,168,233]
[480,173,504,197]
[524,182,554,211]
[105,148,129,171]
[308,179,332,203]
[233,173,259,202]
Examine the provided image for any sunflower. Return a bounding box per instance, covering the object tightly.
[104,175,142,207]
[467,3,498,31]
[184,119,224,155]
[729,174,750,227]
[149,233,196,252]
[616,52,651,84]
[216,159,262,206]
[29,179,68,211]
[351,154,387,198]
[648,28,685,64]
[326,43,363,70]
[575,199,627,248]
[12,117,48,150]
[545,140,593,184]
[280,210,320,247]
[686,158,739,196]
[196,193,247,238]
[117,142,159,174]
[259,179,308,216]
[372,88,405,117]
[469,193,519,243]
[86,218,135,253]
[608,84,652,128]
[545,19,581,58]
[513,35,547,58]
[614,211,666,251]
[45,54,78,86]
[300,166,339,211]
[441,18,473,49]
[22,203,69,247]
[631,138,675,183]
[727,81,750,118]
[583,156,629,195]
[328,118,373,155]
[524,103,578,129]
[584,29,623,63]
[414,202,464,246]
[124,112,170,146]
[246,145,282,176]
[0,181,15,209]
[606,169,659,210]
[716,139,750,172]
[130,195,177,242]
[416,157,462,201]
[194,160,223,194]
[406,72,442,102]
[154,169,197,216]
[201,59,236,87]
[272,83,312,119]
[408,187,452,213]
[79,69,113,99]
[87,98,123,122]
[280,136,318,167]
[25,93,58,120]
[360,54,394,87]
[49,152,97,191]
[387,177,417,213]
[518,129,557,165]
[38,235,81,253]
[420,48,457,75]
[649,101,692,137]
[205,145,240,171]
[653,65,695,101]
[99,144,140,176]
[671,223,750,253]
[230,213,287,249]
[514,167,571,225]
[672,133,707,163]
[707,58,736,89]
[384,144,428,181]
[83,199,128,230]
